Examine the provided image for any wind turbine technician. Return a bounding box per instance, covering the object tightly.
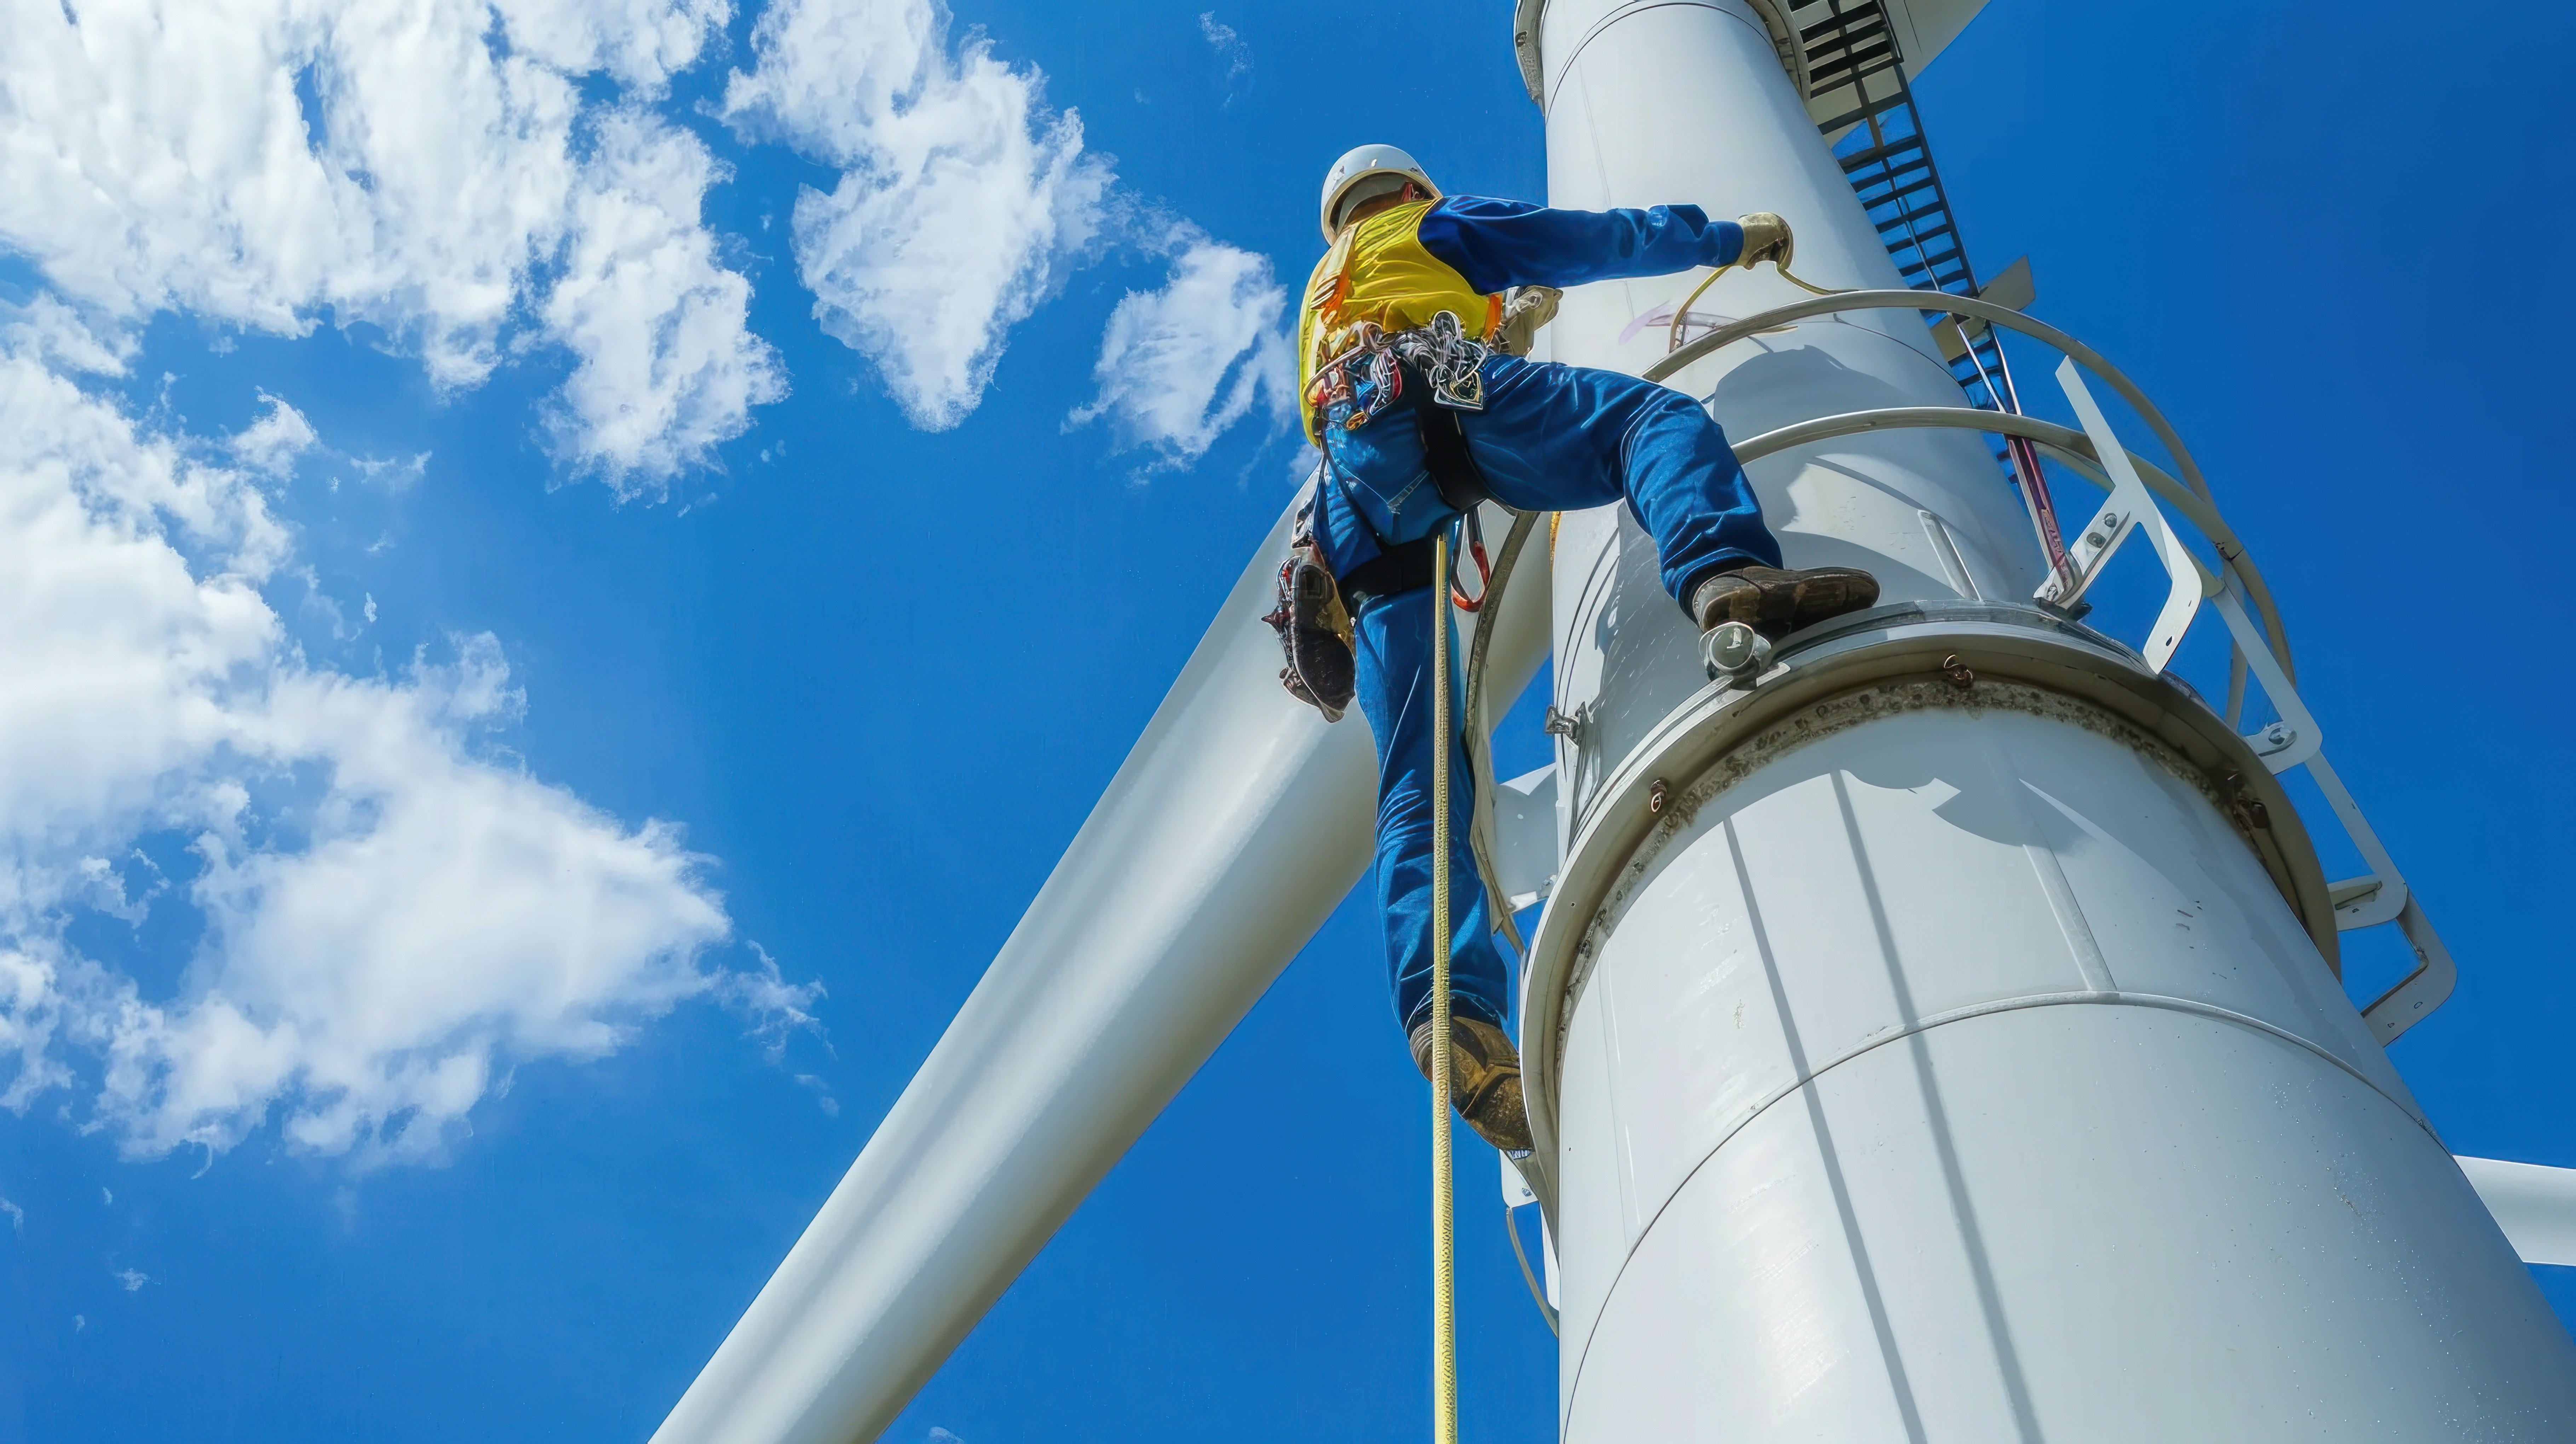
[1267,143,1883,1154]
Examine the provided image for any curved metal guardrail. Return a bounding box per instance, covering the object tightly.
[1639,287,2455,1044]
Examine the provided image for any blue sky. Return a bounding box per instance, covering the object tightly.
[0,0,2569,1440]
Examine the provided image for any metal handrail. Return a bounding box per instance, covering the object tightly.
[1712,399,2457,1043]
[1643,284,2291,739]
[1716,386,2293,685]
[1724,396,2285,711]
[1646,287,2218,504]
[1727,405,2224,572]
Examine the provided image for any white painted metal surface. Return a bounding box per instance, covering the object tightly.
[1548,703,2576,1435]
[1519,0,2576,1437]
[1533,0,2037,831]
[2460,1156,2576,1268]
[652,505,1550,1444]
[1488,763,1561,910]
[1881,0,1991,80]
[1511,0,1995,111]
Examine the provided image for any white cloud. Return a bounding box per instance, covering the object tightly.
[229,394,320,478]
[2,296,134,378]
[0,317,801,1165]
[352,453,429,494]
[1069,235,1291,469]
[114,1267,150,1291]
[724,0,1115,430]
[711,944,824,1064]
[718,0,1291,458]
[102,644,734,1158]
[0,0,775,485]
[1198,13,1253,105]
[543,111,785,492]
[488,0,730,90]
[0,1194,21,1231]
[793,1072,839,1116]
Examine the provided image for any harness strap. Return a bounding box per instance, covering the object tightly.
[1407,364,1492,511]
[1340,534,1438,614]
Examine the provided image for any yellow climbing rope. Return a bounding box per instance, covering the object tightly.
[1429,529,1459,1444]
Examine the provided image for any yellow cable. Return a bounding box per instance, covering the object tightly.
[1665,266,1729,354]
[1773,259,1844,298]
[1430,531,1459,1444]
[1664,258,1844,354]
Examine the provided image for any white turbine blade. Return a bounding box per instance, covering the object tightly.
[2457,1156,2576,1267]
[655,498,1551,1444]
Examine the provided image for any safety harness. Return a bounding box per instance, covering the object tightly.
[1310,305,1501,608]
[1271,194,1526,717]
[1408,362,1491,509]
[1310,310,1493,431]
[1338,533,1437,615]
[1325,367,1489,597]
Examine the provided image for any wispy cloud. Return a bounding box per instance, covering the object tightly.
[1069,230,1292,471]
[228,395,320,479]
[795,1073,841,1116]
[0,1195,21,1232]
[1199,13,1254,105]
[113,1268,150,1291]
[715,945,826,1063]
[724,0,1115,431]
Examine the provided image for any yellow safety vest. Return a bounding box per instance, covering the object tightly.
[1297,199,1504,445]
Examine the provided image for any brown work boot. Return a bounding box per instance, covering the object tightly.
[1262,543,1356,721]
[1692,563,1881,641]
[1409,1014,1535,1154]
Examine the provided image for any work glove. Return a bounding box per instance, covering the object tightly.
[1491,285,1562,356]
[1735,212,1794,271]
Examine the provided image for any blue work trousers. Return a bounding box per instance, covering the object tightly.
[1315,354,1782,1035]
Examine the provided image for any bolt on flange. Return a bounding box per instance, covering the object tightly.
[1702,621,1773,682]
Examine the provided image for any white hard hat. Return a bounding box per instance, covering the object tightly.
[1319,143,1440,240]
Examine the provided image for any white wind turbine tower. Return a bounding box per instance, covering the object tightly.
[652,2,2576,1440]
